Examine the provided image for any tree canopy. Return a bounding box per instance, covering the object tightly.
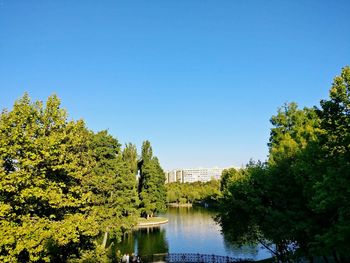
[217,66,350,262]
[0,94,166,262]
[0,94,99,262]
[166,180,220,205]
[87,131,139,242]
[138,141,167,218]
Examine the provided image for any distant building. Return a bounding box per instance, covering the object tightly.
[165,170,177,183]
[165,166,238,183]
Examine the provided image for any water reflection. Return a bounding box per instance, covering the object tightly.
[223,235,259,259]
[137,228,169,256]
[117,207,270,260]
[117,228,169,256]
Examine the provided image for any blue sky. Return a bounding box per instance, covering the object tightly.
[0,0,349,170]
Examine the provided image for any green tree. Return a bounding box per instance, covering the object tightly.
[216,162,277,256]
[308,66,350,260]
[166,180,220,205]
[217,103,321,261]
[0,94,99,262]
[86,131,139,245]
[141,140,152,163]
[217,67,350,261]
[122,143,138,176]
[220,168,241,193]
[267,103,321,260]
[138,141,166,218]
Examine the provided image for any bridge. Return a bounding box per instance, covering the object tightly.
[140,253,254,263]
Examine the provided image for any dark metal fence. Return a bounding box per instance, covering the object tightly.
[166,253,253,263]
[139,253,254,263]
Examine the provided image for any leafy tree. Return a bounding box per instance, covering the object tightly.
[220,168,241,193]
[122,143,138,176]
[166,180,220,205]
[86,131,139,245]
[216,162,278,256]
[288,67,350,261]
[308,66,350,260]
[217,67,350,262]
[141,140,152,163]
[267,103,321,260]
[217,104,321,261]
[138,141,166,218]
[166,185,179,203]
[0,94,99,262]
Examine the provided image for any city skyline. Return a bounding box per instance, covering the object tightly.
[1,1,350,170]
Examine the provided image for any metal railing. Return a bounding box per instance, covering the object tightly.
[167,253,253,263]
[139,253,253,263]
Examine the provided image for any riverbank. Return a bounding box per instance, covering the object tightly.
[167,203,193,207]
[137,217,169,228]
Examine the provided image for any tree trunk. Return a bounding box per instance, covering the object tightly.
[275,244,282,263]
[257,238,277,258]
[322,256,329,263]
[102,229,109,248]
[332,251,340,263]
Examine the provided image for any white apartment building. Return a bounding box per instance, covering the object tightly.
[165,166,237,183]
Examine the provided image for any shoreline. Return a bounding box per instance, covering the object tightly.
[136,217,169,228]
[167,203,193,207]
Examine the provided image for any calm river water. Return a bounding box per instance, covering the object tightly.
[117,206,271,261]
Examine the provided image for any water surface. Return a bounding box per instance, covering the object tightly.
[118,206,271,261]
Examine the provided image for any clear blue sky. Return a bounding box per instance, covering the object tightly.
[0,1,349,170]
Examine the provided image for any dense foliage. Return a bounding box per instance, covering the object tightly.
[138,141,167,218]
[87,131,139,243]
[0,94,98,262]
[217,67,350,262]
[0,94,165,262]
[166,180,220,205]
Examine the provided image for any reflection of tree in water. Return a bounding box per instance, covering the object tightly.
[115,232,135,255]
[167,206,213,217]
[137,227,169,256]
[222,232,259,258]
[117,207,268,260]
[116,227,169,256]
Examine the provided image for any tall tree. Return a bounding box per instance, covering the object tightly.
[122,143,138,176]
[217,67,350,262]
[86,131,139,244]
[216,161,278,257]
[138,141,166,218]
[267,103,321,260]
[0,94,99,262]
[309,66,350,259]
[217,104,321,261]
[141,140,153,163]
